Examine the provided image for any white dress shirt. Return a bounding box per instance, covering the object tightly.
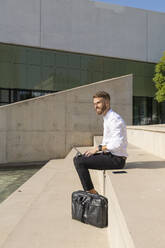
[101,109,128,157]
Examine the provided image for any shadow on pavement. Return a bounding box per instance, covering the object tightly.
[125,160,165,169]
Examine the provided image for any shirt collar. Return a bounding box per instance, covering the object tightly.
[103,108,112,120]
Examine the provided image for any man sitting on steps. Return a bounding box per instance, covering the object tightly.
[73,91,128,194]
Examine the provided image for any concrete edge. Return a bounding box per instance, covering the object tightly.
[0,159,64,247]
[97,170,135,248]
[127,125,165,160]
[127,124,165,133]
[94,136,135,248]
[0,74,132,109]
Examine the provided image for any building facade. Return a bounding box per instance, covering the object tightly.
[0,0,165,124]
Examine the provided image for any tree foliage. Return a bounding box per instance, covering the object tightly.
[153,51,165,102]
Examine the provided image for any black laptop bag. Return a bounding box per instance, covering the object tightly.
[72,190,108,228]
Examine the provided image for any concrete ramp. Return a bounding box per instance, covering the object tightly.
[0,148,110,248]
[0,74,132,164]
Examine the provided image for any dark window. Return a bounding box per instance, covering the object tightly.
[133,96,163,125]
[0,88,56,105]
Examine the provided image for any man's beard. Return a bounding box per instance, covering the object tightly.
[96,104,107,115]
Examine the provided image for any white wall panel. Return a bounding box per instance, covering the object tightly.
[148,11,165,62]
[0,0,165,62]
[41,0,148,61]
[0,0,40,46]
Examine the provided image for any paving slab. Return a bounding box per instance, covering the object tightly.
[0,149,110,248]
[108,144,165,248]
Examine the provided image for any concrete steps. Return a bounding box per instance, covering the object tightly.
[0,148,110,248]
[1,139,165,248]
[108,144,165,248]
[94,137,165,248]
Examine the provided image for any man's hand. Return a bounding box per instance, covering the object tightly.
[84,147,98,157]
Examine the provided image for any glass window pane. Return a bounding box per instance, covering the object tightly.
[13,64,27,88]
[56,53,68,67]
[13,46,26,64]
[0,62,13,88]
[68,68,81,87]
[55,67,68,90]
[42,51,55,66]
[0,89,9,103]
[0,45,12,62]
[68,54,81,69]
[27,65,41,89]
[27,48,41,65]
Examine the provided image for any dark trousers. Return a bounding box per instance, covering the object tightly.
[73,152,126,191]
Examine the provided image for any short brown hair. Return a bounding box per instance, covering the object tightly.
[93,91,110,101]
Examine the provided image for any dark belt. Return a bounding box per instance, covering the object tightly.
[118,156,127,160]
[113,154,127,160]
[104,152,127,160]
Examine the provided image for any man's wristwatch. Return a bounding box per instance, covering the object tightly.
[98,145,102,151]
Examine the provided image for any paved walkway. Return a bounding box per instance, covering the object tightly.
[108,144,165,248]
[0,143,165,248]
[0,148,110,248]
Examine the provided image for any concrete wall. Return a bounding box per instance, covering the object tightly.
[0,75,132,164]
[127,125,165,159]
[0,0,165,62]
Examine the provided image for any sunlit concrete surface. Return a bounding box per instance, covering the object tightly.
[0,148,110,248]
[108,144,165,248]
[127,124,165,159]
[1,135,165,248]
[94,136,165,248]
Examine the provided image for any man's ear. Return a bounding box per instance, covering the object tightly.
[105,100,110,108]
